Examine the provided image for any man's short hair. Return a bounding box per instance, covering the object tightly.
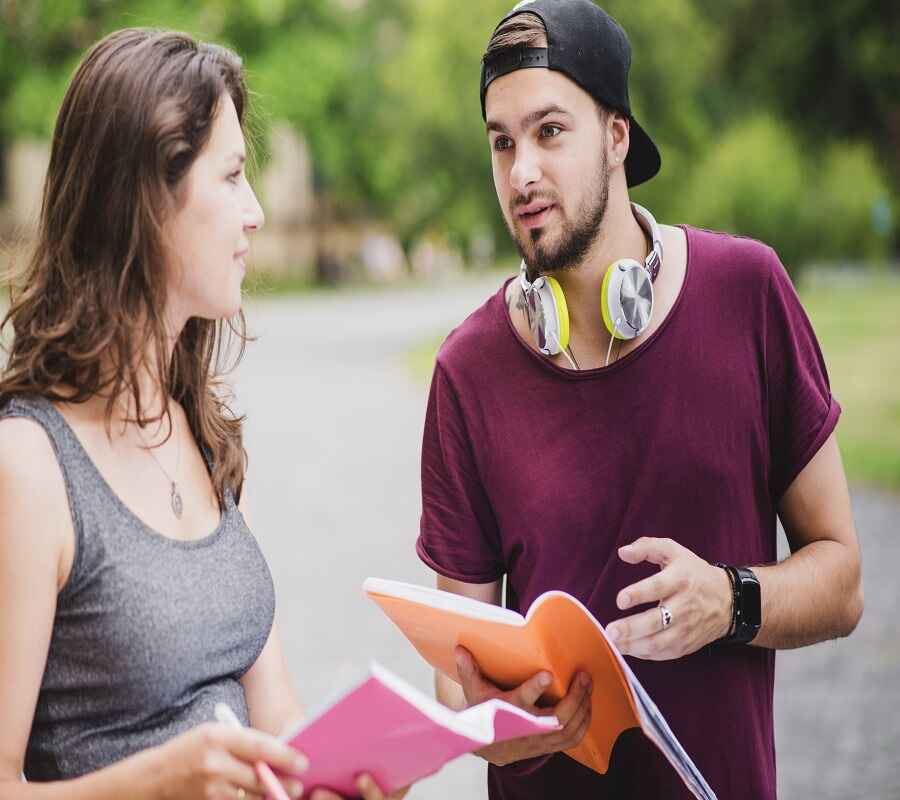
[484,11,548,55]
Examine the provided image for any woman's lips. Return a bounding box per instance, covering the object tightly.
[517,203,555,229]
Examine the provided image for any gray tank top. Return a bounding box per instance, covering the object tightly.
[0,394,276,782]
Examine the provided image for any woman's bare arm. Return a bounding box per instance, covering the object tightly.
[238,488,305,736]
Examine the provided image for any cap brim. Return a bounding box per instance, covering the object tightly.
[625,116,661,188]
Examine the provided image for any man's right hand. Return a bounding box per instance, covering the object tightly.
[454,646,593,767]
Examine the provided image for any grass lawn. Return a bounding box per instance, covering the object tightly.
[801,276,900,491]
[407,274,900,492]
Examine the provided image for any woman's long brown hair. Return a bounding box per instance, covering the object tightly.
[0,28,253,503]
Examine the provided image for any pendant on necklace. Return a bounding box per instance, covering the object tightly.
[171,482,184,519]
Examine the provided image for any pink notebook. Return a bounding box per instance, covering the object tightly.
[278,661,559,797]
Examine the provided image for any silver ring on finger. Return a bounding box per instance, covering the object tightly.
[659,603,673,630]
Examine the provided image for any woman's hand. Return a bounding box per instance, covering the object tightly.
[150,721,308,799]
[310,775,410,800]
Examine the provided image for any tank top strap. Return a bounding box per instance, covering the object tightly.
[198,442,239,514]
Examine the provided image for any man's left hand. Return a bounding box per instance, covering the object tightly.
[605,537,733,660]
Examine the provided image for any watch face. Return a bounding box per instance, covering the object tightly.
[740,573,762,627]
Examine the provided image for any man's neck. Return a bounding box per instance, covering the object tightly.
[551,199,649,346]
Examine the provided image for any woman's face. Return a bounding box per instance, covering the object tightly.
[165,93,264,329]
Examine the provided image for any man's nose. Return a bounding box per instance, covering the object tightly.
[509,144,542,195]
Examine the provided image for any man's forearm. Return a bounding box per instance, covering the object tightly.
[751,539,863,650]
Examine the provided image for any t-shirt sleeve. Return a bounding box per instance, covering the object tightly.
[764,248,841,500]
[416,361,505,583]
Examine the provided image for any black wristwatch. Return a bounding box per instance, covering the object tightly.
[715,564,761,645]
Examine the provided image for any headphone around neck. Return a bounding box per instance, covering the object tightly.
[518,202,664,358]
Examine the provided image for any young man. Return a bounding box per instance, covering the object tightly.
[416,1,863,798]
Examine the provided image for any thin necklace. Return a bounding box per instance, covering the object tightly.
[132,412,183,519]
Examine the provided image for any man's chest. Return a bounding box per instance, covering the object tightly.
[466,346,771,570]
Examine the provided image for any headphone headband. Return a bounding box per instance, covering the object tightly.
[630,202,663,282]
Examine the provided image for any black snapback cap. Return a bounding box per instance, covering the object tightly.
[480,0,661,187]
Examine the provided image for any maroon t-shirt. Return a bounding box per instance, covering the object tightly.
[416,226,840,799]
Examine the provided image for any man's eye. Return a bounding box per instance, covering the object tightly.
[540,124,562,139]
[493,136,513,152]
[227,171,241,184]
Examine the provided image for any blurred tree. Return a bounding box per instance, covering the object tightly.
[0,0,894,268]
[244,0,411,216]
[602,0,715,229]
[373,0,509,249]
[0,0,223,138]
[682,113,891,271]
[707,0,900,201]
[0,0,408,204]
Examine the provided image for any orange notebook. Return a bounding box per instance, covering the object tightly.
[364,578,716,800]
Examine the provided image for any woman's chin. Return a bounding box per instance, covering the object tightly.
[223,279,245,317]
[223,296,243,318]
[191,295,243,322]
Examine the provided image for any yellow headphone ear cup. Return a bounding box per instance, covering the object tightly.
[545,276,570,351]
[600,263,618,337]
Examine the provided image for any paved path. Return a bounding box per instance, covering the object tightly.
[233,277,899,800]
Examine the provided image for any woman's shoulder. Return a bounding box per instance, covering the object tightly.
[0,399,57,456]
[0,410,73,556]
[0,404,68,501]
[0,396,77,586]
[0,392,76,464]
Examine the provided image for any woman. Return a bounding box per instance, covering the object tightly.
[0,28,403,800]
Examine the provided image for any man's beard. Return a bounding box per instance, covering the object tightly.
[510,153,610,278]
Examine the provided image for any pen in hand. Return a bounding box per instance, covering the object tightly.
[214,702,295,800]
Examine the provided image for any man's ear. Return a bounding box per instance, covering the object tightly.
[607,110,631,164]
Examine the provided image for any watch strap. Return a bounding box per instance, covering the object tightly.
[731,566,762,644]
[714,563,760,645]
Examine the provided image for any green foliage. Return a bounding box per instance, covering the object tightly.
[680,114,892,272]
[0,0,896,266]
[3,67,73,138]
[815,143,894,264]
[707,0,900,194]
[611,0,715,226]
[0,1,218,137]
[372,0,509,247]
